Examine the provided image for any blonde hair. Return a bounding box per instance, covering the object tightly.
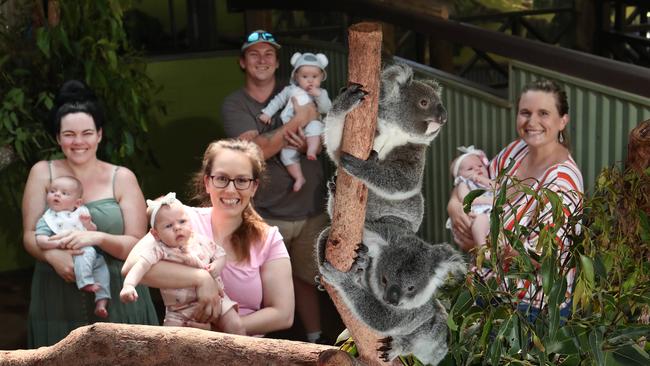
[190,139,267,263]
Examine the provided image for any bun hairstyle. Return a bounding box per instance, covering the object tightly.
[47,80,105,137]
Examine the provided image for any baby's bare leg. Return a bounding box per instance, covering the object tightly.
[306,135,321,160]
[215,308,246,335]
[94,298,108,318]
[286,163,306,192]
[471,213,491,246]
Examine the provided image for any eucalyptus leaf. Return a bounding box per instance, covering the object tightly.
[588,327,605,365]
[609,344,650,366]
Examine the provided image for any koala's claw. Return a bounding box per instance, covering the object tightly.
[333,83,368,114]
[355,242,369,255]
[352,243,370,272]
[327,177,336,194]
[314,274,326,292]
[378,337,398,363]
[378,336,393,347]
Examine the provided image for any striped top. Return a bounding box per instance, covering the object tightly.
[479,139,584,309]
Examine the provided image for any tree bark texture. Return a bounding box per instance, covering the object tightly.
[0,323,334,366]
[321,22,396,366]
[325,22,382,271]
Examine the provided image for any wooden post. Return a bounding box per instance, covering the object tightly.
[47,0,60,27]
[322,22,394,366]
[626,119,650,174]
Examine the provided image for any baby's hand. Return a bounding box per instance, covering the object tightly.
[258,113,272,124]
[79,213,91,224]
[307,87,321,97]
[120,285,139,303]
[206,262,218,274]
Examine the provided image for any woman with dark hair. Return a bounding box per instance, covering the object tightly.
[123,139,295,336]
[22,80,158,347]
[447,79,584,320]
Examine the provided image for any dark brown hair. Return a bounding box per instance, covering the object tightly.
[48,80,105,137]
[518,79,570,148]
[190,139,267,263]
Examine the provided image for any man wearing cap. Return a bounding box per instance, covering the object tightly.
[220,30,328,344]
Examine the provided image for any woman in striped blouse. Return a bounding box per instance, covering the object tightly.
[447,79,584,318]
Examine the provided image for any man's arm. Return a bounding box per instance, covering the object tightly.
[222,93,318,159]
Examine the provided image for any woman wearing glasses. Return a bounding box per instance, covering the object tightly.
[123,139,294,336]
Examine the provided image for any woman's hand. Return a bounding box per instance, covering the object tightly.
[193,271,224,323]
[43,249,81,282]
[448,189,477,252]
[53,230,104,250]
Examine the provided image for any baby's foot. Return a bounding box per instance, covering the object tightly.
[307,153,317,160]
[94,299,108,318]
[81,284,100,293]
[293,177,306,192]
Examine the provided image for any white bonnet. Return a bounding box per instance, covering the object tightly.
[290,52,328,83]
[452,145,489,178]
[146,192,181,228]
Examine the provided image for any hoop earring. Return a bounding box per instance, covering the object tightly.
[558,130,565,143]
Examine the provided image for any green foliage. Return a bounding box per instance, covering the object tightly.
[445,165,650,365]
[0,0,164,270]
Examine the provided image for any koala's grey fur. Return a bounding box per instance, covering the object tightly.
[323,63,447,231]
[316,221,466,365]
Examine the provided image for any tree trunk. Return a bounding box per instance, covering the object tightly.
[322,22,396,366]
[626,119,650,174]
[0,323,334,366]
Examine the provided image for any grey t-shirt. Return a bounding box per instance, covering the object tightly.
[220,86,326,221]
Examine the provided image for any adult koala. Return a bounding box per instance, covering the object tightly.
[316,221,466,365]
[323,63,447,231]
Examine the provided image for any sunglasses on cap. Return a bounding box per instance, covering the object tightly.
[247,30,276,43]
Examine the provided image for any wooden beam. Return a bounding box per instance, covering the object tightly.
[0,323,335,365]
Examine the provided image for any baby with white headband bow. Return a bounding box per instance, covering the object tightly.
[120,192,245,334]
[448,146,496,246]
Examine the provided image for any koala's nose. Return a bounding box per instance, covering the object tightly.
[437,104,448,125]
[385,285,401,305]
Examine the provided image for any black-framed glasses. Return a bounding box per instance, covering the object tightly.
[247,30,275,43]
[210,175,255,190]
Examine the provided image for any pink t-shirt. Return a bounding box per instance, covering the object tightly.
[184,206,289,316]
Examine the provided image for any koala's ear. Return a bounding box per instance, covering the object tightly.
[290,52,302,67]
[380,64,413,101]
[421,79,442,95]
[316,53,329,68]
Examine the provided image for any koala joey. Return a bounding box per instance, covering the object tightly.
[316,221,466,365]
[323,63,447,231]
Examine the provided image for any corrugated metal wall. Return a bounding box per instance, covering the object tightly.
[280,40,650,244]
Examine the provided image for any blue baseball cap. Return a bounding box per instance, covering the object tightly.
[241,30,281,52]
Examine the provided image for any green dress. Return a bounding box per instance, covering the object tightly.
[28,193,159,347]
